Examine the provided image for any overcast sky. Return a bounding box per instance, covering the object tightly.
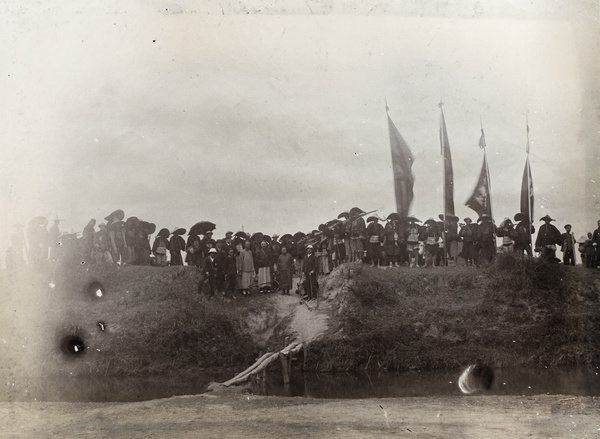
[1,0,598,253]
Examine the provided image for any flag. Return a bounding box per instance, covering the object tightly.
[520,156,534,221]
[387,112,414,217]
[439,107,455,216]
[465,153,492,217]
[478,128,486,148]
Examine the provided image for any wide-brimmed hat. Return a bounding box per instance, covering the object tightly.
[424,217,436,226]
[514,212,529,222]
[126,216,140,227]
[564,224,572,229]
[208,248,217,254]
[104,209,125,222]
[386,213,401,221]
[478,214,492,223]
[337,211,350,220]
[157,228,170,238]
[306,245,314,250]
[539,214,555,222]
[225,231,233,237]
[171,227,186,235]
[349,207,365,217]
[463,217,472,223]
[366,216,380,223]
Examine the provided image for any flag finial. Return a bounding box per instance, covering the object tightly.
[385,96,389,113]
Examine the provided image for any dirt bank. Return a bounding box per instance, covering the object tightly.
[1,393,598,438]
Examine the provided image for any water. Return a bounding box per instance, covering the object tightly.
[2,366,599,402]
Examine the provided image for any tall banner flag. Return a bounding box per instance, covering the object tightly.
[466,123,493,217]
[439,105,455,216]
[520,155,534,221]
[386,108,415,217]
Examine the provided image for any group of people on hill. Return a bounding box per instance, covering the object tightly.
[6,208,600,297]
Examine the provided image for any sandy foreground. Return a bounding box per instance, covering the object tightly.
[0,393,598,439]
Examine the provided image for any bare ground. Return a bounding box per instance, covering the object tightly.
[1,393,598,438]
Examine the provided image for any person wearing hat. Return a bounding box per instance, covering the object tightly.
[496,218,515,253]
[48,216,63,262]
[581,232,595,268]
[406,218,422,267]
[302,245,319,300]
[476,214,496,265]
[366,217,385,268]
[169,228,186,266]
[108,217,128,266]
[93,223,113,265]
[384,216,404,267]
[459,217,479,266]
[350,210,367,263]
[152,229,170,267]
[592,220,600,268]
[513,213,535,257]
[81,219,96,262]
[535,215,562,261]
[254,241,273,293]
[276,246,294,295]
[200,248,220,298]
[237,240,255,296]
[559,224,577,266]
[422,218,440,268]
[186,231,202,267]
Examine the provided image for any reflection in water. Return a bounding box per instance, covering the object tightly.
[2,365,599,402]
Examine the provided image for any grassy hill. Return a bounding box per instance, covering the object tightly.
[1,254,599,379]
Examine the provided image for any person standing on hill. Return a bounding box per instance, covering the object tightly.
[535,215,562,262]
[224,248,238,296]
[350,210,366,263]
[254,240,273,293]
[513,213,535,257]
[277,246,294,295]
[202,248,219,299]
[186,232,202,267]
[366,217,384,267]
[302,245,319,301]
[476,215,496,265]
[237,240,255,296]
[459,218,478,266]
[406,217,421,268]
[383,216,402,267]
[152,229,170,267]
[81,219,96,261]
[560,224,576,266]
[592,220,600,268]
[169,228,186,266]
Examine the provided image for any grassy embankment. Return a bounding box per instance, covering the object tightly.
[306,254,600,371]
[2,253,599,378]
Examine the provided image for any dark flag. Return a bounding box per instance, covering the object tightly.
[520,155,534,221]
[439,106,455,216]
[466,123,493,217]
[387,111,415,217]
[466,154,492,217]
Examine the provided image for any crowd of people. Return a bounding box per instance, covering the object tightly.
[6,208,600,300]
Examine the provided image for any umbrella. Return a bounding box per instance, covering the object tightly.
[251,232,264,242]
[262,235,272,243]
[104,209,125,222]
[293,231,307,241]
[337,211,350,220]
[279,233,293,242]
[514,212,529,222]
[171,227,186,235]
[386,213,401,221]
[189,221,216,236]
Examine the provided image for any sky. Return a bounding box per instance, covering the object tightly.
[1,0,599,257]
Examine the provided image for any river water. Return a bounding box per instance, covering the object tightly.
[2,366,599,402]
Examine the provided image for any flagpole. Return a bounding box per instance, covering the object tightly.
[439,101,447,266]
[526,116,533,253]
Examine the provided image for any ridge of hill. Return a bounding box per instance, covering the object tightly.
[1,254,599,379]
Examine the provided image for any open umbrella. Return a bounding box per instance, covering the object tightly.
[126,216,140,227]
[337,211,350,220]
[279,233,293,242]
[293,231,307,241]
[189,221,216,236]
[262,235,272,243]
[251,232,264,242]
[326,219,341,227]
[171,227,186,235]
[234,231,248,239]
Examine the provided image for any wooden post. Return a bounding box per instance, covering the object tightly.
[280,352,290,385]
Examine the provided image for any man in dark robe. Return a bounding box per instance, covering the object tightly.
[535,215,562,261]
[477,215,496,265]
[81,219,96,262]
[277,246,294,295]
[459,217,478,266]
[513,213,535,257]
[560,224,576,266]
[169,228,186,266]
[202,248,219,298]
[366,218,384,267]
[302,245,319,300]
[186,233,202,266]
